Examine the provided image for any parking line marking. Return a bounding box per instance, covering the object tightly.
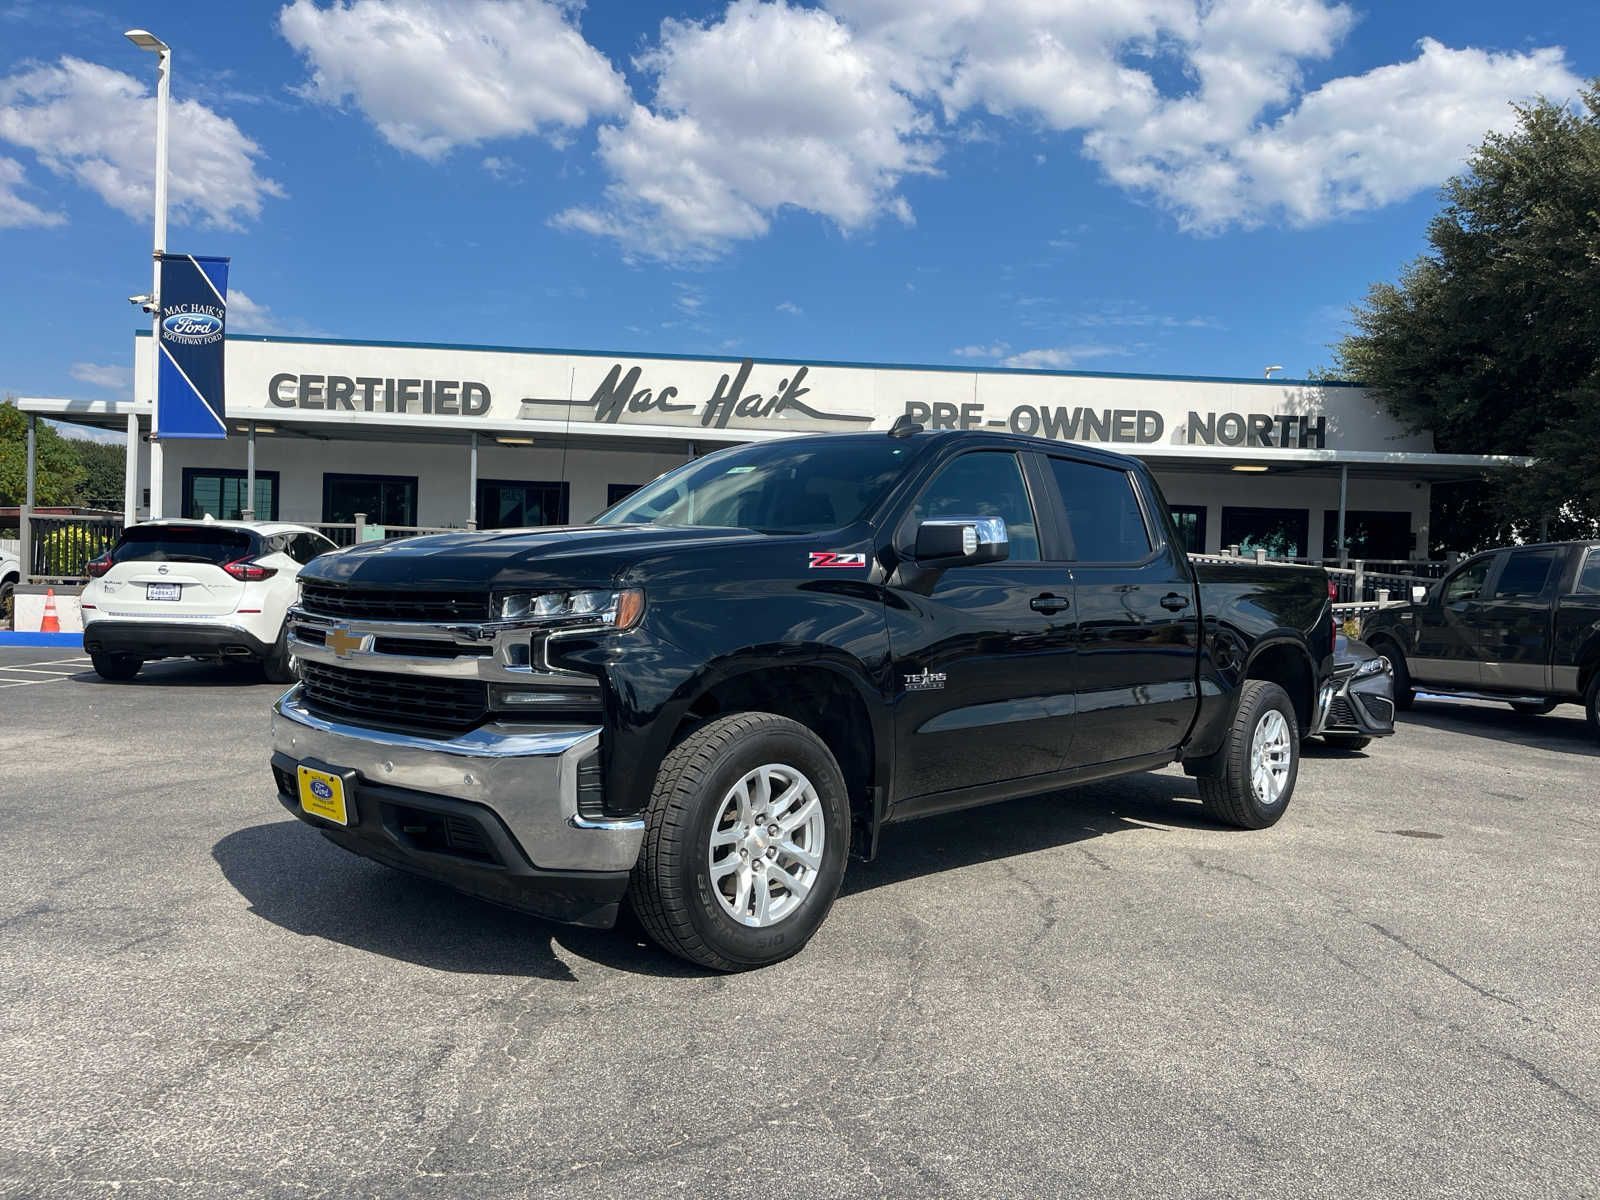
[0,666,81,675]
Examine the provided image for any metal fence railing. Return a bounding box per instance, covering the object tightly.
[1190,549,1436,611]
[26,514,123,583]
[310,516,459,548]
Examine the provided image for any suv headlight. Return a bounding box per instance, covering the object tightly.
[1353,656,1389,678]
[497,588,645,630]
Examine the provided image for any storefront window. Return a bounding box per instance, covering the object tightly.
[1220,506,1308,559]
[1168,505,1207,553]
[1322,509,1412,561]
[323,474,417,527]
[182,468,278,521]
[476,479,569,529]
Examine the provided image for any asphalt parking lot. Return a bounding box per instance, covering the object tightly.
[0,646,1595,1199]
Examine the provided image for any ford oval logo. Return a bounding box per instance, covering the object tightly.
[310,780,333,800]
[162,311,223,340]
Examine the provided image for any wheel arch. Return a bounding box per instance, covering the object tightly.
[665,650,891,856]
[1241,636,1318,734]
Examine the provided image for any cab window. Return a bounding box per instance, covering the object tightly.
[1047,457,1153,563]
[1489,549,1559,599]
[1574,549,1600,596]
[906,452,1040,562]
[1442,556,1492,603]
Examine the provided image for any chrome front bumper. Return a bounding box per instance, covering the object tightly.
[271,688,645,873]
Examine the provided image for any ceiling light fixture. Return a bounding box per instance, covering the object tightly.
[1231,464,1269,473]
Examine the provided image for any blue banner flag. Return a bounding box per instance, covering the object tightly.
[157,253,229,439]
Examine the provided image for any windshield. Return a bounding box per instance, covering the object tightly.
[112,525,257,566]
[596,438,919,533]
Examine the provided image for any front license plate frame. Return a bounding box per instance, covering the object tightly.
[297,764,352,826]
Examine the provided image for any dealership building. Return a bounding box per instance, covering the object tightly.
[19,331,1528,561]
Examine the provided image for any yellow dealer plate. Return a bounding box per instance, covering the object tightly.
[297,765,349,826]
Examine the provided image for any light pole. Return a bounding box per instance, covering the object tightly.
[126,28,170,519]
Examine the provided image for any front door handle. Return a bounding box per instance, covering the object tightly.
[1160,592,1192,611]
[1030,593,1070,615]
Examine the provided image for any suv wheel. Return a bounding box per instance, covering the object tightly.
[1586,675,1600,742]
[261,628,298,684]
[1197,679,1300,829]
[91,651,142,682]
[1377,642,1415,711]
[630,712,850,971]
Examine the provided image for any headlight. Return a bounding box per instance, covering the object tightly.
[497,588,645,630]
[1353,656,1389,678]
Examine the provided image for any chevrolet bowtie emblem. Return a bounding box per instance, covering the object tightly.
[326,626,368,658]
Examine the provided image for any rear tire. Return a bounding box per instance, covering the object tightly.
[91,651,141,682]
[1509,700,1557,716]
[261,628,297,684]
[1197,679,1300,829]
[1321,733,1372,752]
[630,712,850,971]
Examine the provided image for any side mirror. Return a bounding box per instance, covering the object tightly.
[914,517,1009,567]
[1411,585,1428,604]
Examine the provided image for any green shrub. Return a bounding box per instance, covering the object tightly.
[38,525,116,578]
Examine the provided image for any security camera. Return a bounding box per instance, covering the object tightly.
[128,294,152,306]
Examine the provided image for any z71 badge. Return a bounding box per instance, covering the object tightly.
[809,551,867,569]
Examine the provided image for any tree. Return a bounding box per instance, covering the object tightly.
[0,398,86,508]
[72,440,127,510]
[1333,85,1600,551]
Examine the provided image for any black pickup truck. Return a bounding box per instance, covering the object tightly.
[271,428,1334,969]
[1362,540,1600,734]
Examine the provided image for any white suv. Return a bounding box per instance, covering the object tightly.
[81,520,338,682]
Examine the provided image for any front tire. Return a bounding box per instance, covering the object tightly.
[91,651,142,681]
[1379,643,1415,711]
[630,712,850,971]
[1198,679,1300,829]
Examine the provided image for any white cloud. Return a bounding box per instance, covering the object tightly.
[558,0,1580,255]
[0,154,62,227]
[952,341,1010,358]
[554,0,938,260]
[228,289,323,337]
[69,362,131,391]
[776,300,803,315]
[280,0,629,160]
[1001,344,1130,369]
[0,57,284,229]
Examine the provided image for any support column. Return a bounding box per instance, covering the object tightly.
[123,412,139,526]
[1336,464,1349,568]
[242,422,257,520]
[466,432,479,530]
[20,414,36,581]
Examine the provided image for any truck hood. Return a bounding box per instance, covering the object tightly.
[301,524,773,590]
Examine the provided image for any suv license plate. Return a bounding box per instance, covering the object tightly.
[146,582,180,601]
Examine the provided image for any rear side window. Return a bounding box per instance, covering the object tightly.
[907,452,1040,561]
[1048,458,1153,563]
[1574,549,1600,596]
[112,525,255,566]
[1490,549,1559,599]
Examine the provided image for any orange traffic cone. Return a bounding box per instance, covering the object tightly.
[40,588,61,633]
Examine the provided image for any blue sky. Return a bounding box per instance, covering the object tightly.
[1,0,1595,422]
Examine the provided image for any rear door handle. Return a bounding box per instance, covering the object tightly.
[1030,593,1070,615]
[1160,593,1192,611]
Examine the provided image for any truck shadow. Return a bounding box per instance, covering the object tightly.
[214,774,1216,980]
[841,771,1214,897]
[1401,699,1599,757]
[72,659,280,688]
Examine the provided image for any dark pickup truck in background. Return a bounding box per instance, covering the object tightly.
[271,428,1334,970]
[1363,540,1600,736]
